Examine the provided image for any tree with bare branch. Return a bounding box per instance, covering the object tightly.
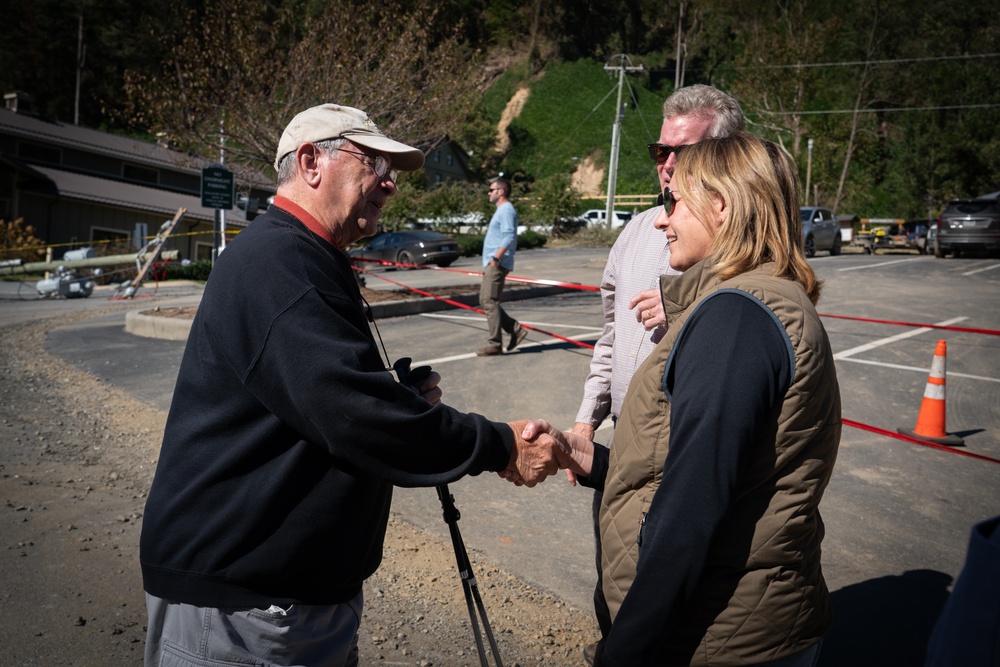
[121,0,484,190]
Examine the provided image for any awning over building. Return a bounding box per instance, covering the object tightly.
[26,165,247,226]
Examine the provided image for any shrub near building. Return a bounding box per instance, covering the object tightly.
[1,218,46,265]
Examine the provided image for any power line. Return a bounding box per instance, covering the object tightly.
[710,52,1000,71]
[755,103,1000,116]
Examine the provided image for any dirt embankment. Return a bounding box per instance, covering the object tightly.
[494,83,604,197]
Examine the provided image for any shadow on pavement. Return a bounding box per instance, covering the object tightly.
[819,569,951,667]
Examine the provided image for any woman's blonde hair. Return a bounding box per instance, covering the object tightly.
[673,132,822,303]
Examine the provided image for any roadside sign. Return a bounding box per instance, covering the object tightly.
[201,165,234,210]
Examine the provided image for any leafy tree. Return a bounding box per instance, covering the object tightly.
[871,0,1000,211]
[119,0,484,187]
[526,173,582,232]
[0,0,179,129]
[378,177,426,231]
[419,181,486,232]
[729,2,842,159]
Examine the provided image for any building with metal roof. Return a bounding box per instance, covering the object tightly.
[0,92,274,262]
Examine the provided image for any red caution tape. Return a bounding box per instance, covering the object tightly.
[349,256,599,291]
[844,418,1000,465]
[353,264,595,350]
[354,263,1000,459]
[819,313,1000,337]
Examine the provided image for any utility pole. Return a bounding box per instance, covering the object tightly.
[674,0,687,89]
[215,117,227,263]
[74,8,85,126]
[805,138,814,206]
[604,54,644,228]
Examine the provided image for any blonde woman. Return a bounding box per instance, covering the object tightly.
[529,132,842,666]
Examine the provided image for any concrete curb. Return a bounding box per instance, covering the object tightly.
[125,309,195,340]
[125,284,575,341]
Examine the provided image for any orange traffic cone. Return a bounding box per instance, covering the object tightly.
[898,340,964,446]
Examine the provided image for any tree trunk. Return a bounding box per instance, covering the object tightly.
[833,7,879,211]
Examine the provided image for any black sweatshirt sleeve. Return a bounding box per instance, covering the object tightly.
[600,291,793,667]
[577,442,610,490]
[200,222,513,488]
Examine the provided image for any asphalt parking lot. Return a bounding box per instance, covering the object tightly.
[5,246,999,666]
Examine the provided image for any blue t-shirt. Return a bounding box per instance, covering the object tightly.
[482,201,518,270]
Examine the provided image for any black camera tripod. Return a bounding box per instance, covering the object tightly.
[392,358,504,666]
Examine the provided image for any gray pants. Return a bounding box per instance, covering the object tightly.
[480,262,518,345]
[144,592,362,667]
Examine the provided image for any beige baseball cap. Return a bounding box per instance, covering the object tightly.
[274,104,425,172]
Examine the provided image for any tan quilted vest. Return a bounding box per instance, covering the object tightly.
[600,260,841,665]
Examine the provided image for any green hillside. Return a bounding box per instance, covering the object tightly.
[483,60,670,196]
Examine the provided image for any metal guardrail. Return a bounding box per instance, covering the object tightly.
[580,194,659,209]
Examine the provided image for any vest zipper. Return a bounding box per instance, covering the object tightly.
[636,511,647,545]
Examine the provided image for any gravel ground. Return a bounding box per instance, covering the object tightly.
[0,308,596,666]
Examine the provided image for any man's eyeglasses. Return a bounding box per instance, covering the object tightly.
[488,187,502,194]
[331,147,398,182]
[663,189,681,216]
[647,143,690,163]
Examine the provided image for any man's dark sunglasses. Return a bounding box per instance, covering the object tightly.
[647,143,690,163]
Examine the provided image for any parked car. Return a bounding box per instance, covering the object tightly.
[935,193,1000,258]
[800,207,842,257]
[348,230,460,269]
[578,209,633,229]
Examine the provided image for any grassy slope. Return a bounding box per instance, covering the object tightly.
[485,59,669,196]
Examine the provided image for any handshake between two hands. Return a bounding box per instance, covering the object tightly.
[501,419,595,487]
[395,365,592,488]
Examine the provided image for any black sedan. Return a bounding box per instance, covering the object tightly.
[348,230,460,269]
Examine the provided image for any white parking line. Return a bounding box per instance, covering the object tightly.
[836,356,1000,382]
[832,315,1000,382]
[415,332,598,367]
[414,314,601,367]
[419,313,483,322]
[963,263,1000,276]
[833,316,967,359]
[420,312,604,333]
[837,257,927,272]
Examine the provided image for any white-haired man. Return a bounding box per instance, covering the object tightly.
[140,104,563,667]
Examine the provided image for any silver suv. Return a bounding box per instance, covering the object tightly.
[800,207,842,257]
[935,193,1000,258]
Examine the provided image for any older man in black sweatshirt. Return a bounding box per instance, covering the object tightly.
[140,104,563,667]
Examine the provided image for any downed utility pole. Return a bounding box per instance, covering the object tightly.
[114,207,186,299]
[0,250,179,276]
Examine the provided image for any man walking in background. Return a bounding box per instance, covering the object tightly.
[571,84,746,665]
[477,177,528,356]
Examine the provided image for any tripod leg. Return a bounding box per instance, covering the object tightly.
[458,557,490,666]
[470,576,504,664]
[438,485,504,667]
